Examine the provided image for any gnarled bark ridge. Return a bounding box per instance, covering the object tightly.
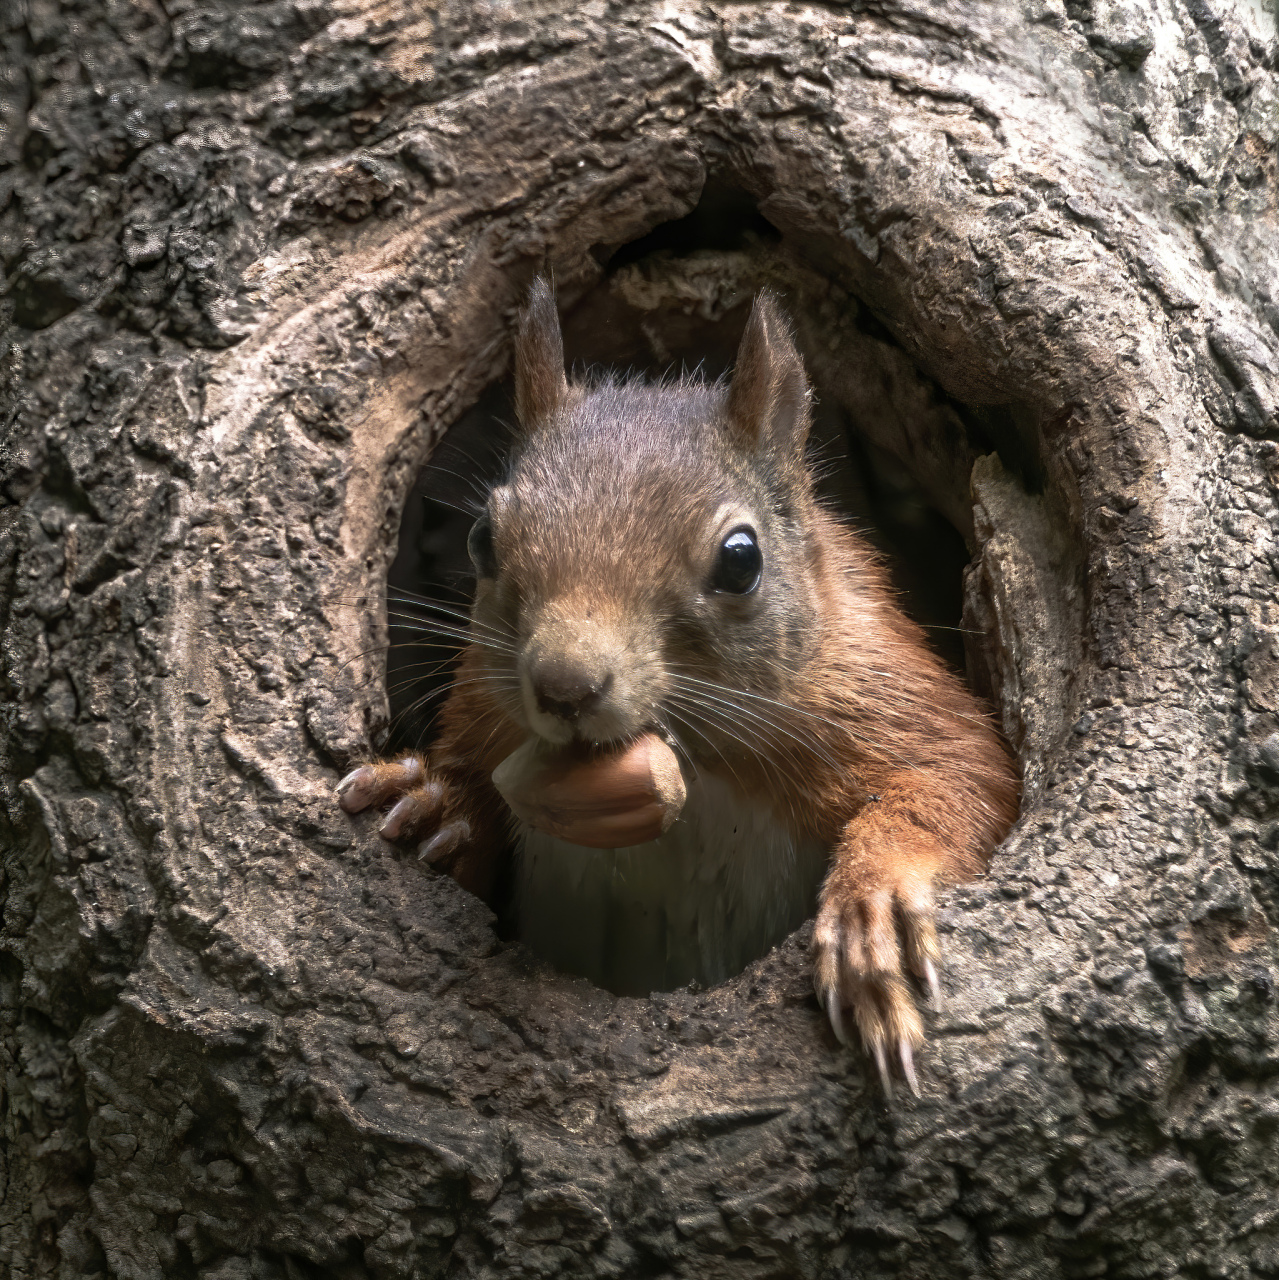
[4,1,1279,1276]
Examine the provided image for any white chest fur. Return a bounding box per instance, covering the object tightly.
[514,773,829,995]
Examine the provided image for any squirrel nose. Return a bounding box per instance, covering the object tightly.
[532,658,613,725]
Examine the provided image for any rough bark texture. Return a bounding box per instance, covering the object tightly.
[4,0,1279,1277]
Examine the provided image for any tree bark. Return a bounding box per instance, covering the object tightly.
[4,1,1279,1277]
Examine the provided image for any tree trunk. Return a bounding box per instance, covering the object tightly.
[4,0,1279,1276]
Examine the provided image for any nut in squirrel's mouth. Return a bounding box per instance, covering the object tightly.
[491,731,688,850]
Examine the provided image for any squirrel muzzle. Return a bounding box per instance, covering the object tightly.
[519,609,664,747]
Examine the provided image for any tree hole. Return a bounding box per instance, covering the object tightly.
[381,180,1031,996]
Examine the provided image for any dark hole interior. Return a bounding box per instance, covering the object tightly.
[381,180,1027,992]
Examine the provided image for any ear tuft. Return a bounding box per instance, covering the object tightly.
[725,292,811,462]
[514,278,568,431]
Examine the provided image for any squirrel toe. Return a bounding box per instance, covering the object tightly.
[813,891,930,1094]
[337,756,426,814]
[379,782,445,841]
[418,819,471,864]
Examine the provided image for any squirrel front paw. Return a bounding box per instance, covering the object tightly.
[812,863,942,1097]
[337,756,471,864]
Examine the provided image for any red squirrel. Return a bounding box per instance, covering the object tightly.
[339,280,1020,1092]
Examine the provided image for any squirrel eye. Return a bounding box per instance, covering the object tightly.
[711,527,762,595]
[467,515,497,579]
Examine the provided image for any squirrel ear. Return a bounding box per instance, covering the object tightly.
[514,278,568,431]
[726,292,810,462]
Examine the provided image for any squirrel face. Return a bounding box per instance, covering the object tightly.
[468,282,822,752]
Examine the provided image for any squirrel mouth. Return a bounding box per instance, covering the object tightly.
[521,689,661,751]
[531,724,665,759]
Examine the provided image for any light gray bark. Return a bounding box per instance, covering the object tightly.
[4,0,1279,1276]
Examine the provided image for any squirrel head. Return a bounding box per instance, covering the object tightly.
[471,278,823,749]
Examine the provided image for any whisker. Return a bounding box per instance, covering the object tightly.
[385,612,514,648]
[384,597,518,649]
[384,637,481,655]
[332,639,470,681]
[385,657,469,693]
[387,622,516,654]
[654,717,702,790]
[663,691,814,782]
[394,674,522,727]
[668,671,924,773]
[385,593,479,622]
[332,590,479,629]
[427,438,504,480]
[417,443,502,490]
[663,706,752,797]
[418,497,479,518]
[665,677,844,768]
[663,693,820,812]
[663,684,823,779]
[328,591,520,656]
[385,601,508,637]
[665,685,844,776]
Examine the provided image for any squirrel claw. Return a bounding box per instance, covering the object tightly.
[872,1041,892,1098]
[337,757,425,814]
[336,765,381,813]
[337,755,469,862]
[379,783,444,841]
[380,794,417,839]
[825,991,849,1046]
[419,819,471,864]
[813,886,929,1096]
[921,958,942,1008]
[899,1040,920,1097]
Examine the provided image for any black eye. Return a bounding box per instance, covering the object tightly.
[467,515,497,579]
[711,527,762,595]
